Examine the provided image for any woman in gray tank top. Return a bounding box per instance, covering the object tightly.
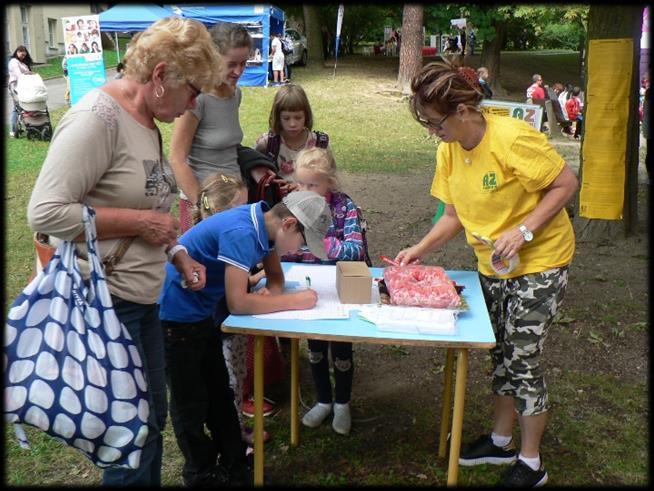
[170,23,276,233]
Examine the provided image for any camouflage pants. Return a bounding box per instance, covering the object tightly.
[479,267,569,416]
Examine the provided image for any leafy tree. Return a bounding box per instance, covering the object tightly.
[420,5,588,93]
[318,5,400,55]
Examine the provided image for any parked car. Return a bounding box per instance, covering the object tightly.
[284,27,307,66]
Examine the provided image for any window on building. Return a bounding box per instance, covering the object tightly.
[48,18,57,47]
[20,5,30,49]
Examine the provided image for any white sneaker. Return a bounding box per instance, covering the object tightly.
[302,403,332,428]
[332,402,351,435]
[9,131,15,138]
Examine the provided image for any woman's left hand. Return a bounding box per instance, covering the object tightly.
[173,252,206,291]
[493,227,525,260]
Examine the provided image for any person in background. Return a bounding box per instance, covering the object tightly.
[281,31,293,82]
[7,45,34,137]
[557,83,572,110]
[396,60,578,487]
[284,147,369,436]
[477,67,493,99]
[271,32,285,85]
[26,16,220,486]
[526,73,545,102]
[321,25,331,59]
[158,190,331,486]
[255,83,330,185]
[169,22,275,233]
[564,86,583,140]
[114,61,125,80]
[61,56,71,105]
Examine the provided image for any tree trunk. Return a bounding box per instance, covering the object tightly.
[480,18,506,97]
[302,4,324,66]
[397,4,424,95]
[574,5,643,240]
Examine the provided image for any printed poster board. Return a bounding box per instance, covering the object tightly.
[480,99,543,130]
[62,15,106,105]
[579,38,633,220]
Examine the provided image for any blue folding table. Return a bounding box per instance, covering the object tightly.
[222,265,496,486]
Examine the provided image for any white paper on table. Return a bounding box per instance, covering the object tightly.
[357,305,458,335]
[252,264,379,321]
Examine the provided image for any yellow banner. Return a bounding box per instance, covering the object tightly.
[579,38,633,219]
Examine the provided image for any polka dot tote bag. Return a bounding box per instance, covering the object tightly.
[4,206,149,469]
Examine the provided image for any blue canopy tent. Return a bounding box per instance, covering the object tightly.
[98,4,178,61]
[167,4,285,86]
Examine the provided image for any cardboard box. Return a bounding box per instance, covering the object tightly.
[336,261,372,304]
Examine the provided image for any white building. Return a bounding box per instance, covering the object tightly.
[5,4,101,63]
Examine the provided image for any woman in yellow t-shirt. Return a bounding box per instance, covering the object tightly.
[395,60,578,488]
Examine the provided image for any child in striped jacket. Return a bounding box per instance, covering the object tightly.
[282,146,371,435]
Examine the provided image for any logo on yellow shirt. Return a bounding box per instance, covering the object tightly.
[482,171,497,191]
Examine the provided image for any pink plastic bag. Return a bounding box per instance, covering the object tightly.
[383,265,461,309]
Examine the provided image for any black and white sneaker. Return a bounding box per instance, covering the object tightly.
[458,434,517,466]
[499,459,548,487]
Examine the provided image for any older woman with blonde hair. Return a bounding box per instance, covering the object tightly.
[27,17,221,486]
[395,59,578,487]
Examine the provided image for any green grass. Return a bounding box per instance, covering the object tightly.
[4,51,646,486]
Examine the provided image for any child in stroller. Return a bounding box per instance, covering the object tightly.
[10,72,53,141]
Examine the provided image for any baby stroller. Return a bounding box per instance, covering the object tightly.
[11,73,53,141]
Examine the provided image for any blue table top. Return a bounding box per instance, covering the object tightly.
[222,265,496,348]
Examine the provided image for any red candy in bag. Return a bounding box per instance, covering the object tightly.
[383,265,461,309]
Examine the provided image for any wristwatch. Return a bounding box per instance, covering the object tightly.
[519,224,534,242]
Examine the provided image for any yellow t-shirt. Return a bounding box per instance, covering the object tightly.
[431,113,575,278]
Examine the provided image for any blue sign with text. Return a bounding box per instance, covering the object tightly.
[68,55,106,105]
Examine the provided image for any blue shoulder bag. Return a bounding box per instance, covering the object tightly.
[4,206,149,469]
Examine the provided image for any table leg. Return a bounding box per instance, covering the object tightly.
[446,348,468,486]
[254,335,264,486]
[439,348,455,457]
[290,338,299,447]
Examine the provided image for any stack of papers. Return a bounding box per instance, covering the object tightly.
[253,265,351,320]
[358,305,458,335]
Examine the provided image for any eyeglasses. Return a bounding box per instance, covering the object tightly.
[298,223,307,246]
[417,112,452,131]
[187,81,201,99]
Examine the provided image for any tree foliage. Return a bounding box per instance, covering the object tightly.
[318,4,401,53]
[279,3,589,55]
